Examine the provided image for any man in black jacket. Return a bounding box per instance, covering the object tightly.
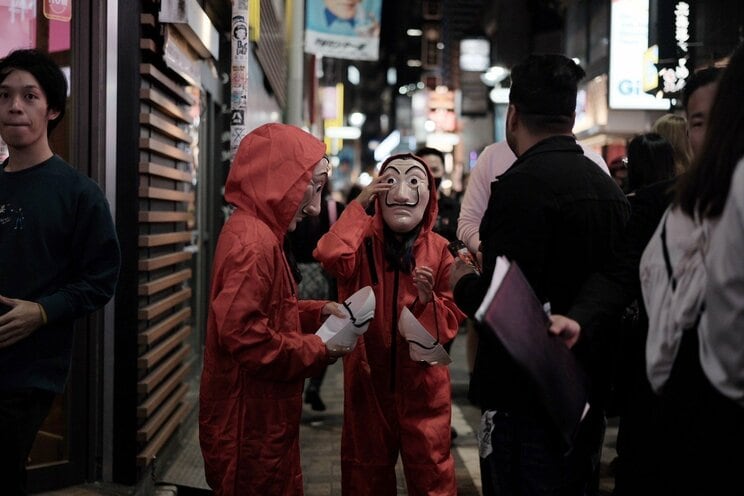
[450,54,629,495]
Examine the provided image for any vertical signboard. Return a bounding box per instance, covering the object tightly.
[305,0,382,61]
[0,0,36,56]
[609,0,670,110]
[650,0,693,97]
[230,0,250,161]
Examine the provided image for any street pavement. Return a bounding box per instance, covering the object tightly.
[299,325,618,496]
[41,326,618,495]
[299,326,483,495]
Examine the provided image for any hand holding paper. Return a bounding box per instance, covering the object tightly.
[475,256,589,446]
[316,286,376,350]
[548,315,581,349]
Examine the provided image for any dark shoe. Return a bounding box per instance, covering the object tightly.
[304,388,326,411]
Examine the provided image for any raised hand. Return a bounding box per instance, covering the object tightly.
[413,265,435,304]
[354,176,393,209]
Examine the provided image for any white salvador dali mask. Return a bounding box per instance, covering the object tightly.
[379,158,430,234]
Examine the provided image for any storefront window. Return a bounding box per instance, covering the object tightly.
[0,0,73,468]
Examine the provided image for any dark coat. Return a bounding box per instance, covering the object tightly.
[454,135,630,413]
[567,178,675,494]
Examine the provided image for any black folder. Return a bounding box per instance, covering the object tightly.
[476,257,589,446]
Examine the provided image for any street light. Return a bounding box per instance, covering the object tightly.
[480,65,508,86]
[349,112,366,127]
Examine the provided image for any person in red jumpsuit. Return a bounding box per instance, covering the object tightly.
[315,153,465,495]
[199,123,349,496]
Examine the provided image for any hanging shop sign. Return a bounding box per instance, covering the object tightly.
[44,0,71,22]
[305,0,382,61]
[647,0,694,98]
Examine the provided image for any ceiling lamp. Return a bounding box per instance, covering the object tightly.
[349,112,366,127]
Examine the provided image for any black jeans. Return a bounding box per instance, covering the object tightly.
[481,409,602,496]
[659,329,744,495]
[0,389,56,496]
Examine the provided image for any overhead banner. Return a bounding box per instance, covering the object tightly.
[305,0,382,61]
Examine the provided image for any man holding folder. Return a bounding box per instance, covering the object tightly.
[450,54,629,496]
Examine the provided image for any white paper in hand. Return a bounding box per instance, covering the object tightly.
[398,307,452,365]
[475,256,510,322]
[316,286,376,349]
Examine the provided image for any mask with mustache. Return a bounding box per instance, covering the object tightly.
[379,158,430,234]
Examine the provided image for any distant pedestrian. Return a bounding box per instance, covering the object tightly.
[289,182,346,412]
[652,113,692,174]
[416,146,460,242]
[625,133,676,193]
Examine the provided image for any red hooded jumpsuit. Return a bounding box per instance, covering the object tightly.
[314,156,465,495]
[199,123,331,495]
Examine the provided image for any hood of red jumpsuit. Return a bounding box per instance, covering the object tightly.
[225,123,327,239]
[372,153,440,240]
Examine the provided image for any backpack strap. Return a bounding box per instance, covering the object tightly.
[660,212,677,291]
[365,237,379,286]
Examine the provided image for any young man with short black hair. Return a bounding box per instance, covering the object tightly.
[0,48,120,495]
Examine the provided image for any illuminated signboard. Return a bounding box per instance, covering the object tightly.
[649,0,694,98]
[609,0,670,110]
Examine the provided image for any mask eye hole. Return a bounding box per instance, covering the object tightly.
[385,176,397,185]
[406,174,427,188]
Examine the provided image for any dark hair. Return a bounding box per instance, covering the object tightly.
[509,54,585,134]
[682,67,722,111]
[346,184,363,203]
[626,133,676,192]
[0,49,67,134]
[415,146,445,164]
[383,223,421,273]
[676,43,744,218]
